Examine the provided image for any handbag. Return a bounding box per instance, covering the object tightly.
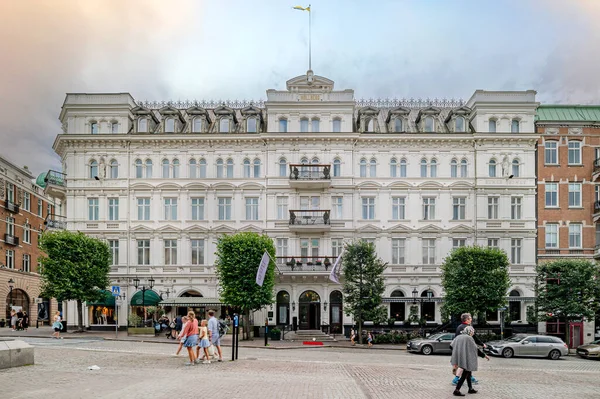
[208,344,215,357]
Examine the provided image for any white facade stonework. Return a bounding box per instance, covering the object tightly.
[54,72,539,329]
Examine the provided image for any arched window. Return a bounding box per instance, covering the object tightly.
[394,118,403,132]
[145,159,153,178]
[489,159,497,177]
[220,118,230,133]
[489,119,497,133]
[90,160,98,179]
[109,159,118,179]
[430,158,437,177]
[243,159,251,178]
[138,118,147,133]
[216,158,224,178]
[165,117,175,133]
[424,116,434,132]
[311,157,319,175]
[226,158,234,178]
[300,118,309,133]
[509,290,522,321]
[253,158,261,178]
[311,118,320,132]
[460,158,468,177]
[199,158,207,178]
[279,158,287,177]
[359,158,367,177]
[511,119,520,133]
[333,158,341,177]
[512,159,520,177]
[192,118,203,133]
[369,158,377,177]
[450,158,458,178]
[400,158,407,177]
[390,158,398,177]
[300,157,309,177]
[279,118,288,133]
[172,159,180,178]
[162,159,170,178]
[276,290,290,325]
[247,117,257,133]
[366,118,374,132]
[455,116,465,132]
[135,159,143,178]
[332,118,341,133]
[189,159,197,179]
[420,158,428,177]
[111,121,119,134]
[90,122,98,134]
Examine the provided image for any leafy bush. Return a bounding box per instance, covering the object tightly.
[476,332,501,343]
[128,314,142,327]
[372,330,409,344]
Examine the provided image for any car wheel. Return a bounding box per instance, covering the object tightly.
[421,345,433,355]
[502,348,514,358]
[549,349,561,360]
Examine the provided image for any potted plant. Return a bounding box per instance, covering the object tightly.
[409,305,420,325]
[387,318,395,327]
[316,259,322,266]
[307,260,314,266]
[296,260,302,267]
[270,327,281,340]
[127,314,154,335]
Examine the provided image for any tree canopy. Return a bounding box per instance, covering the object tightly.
[441,246,511,321]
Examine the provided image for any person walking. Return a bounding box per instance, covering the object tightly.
[207,310,223,362]
[452,313,485,385]
[172,314,183,340]
[367,331,373,348]
[174,316,189,356]
[10,309,18,331]
[22,311,29,331]
[52,311,63,339]
[180,311,198,366]
[196,319,211,364]
[450,326,489,396]
[350,328,356,346]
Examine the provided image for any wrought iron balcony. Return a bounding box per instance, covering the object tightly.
[275,256,335,272]
[4,234,19,246]
[288,210,331,232]
[5,201,19,213]
[288,164,331,189]
[45,214,67,230]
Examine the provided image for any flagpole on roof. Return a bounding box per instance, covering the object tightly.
[308,4,311,70]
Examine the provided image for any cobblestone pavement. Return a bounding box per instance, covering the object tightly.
[2,338,599,399]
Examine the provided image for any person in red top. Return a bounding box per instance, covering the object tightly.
[179,311,199,366]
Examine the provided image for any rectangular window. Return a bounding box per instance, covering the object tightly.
[88,198,99,221]
[487,197,499,219]
[545,224,558,248]
[511,239,522,264]
[545,141,558,164]
[164,240,177,265]
[569,224,582,248]
[137,240,150,265]
[191,239,205,265]
[422,197,436,220]
[452,197,466,220]
[218,197,232,220]
[108,198,119,221]
[6,217,15,236]
[453,239,466,249]
[487,238,499,249]
[391,238,405,264]
[568,141,581,164]
[108,240,119,265]
[568,183,581,207]
[276,196,288,220]
[279,119,288,133]
[191,198,205,221]
[7,183,14,202]
[422,238,436,265]
[245,197,259,220]
[545,183,558,207]
[23,193,30,212]
[6,250,15,269]
[24,224,31,243]
[164,198,178,220]
[392,197,405,220]
[361,197,375,220]
[510,197,522,220]
[22,254,30,272]
[276,238,288,262]
[38,199,43,216]
[137,198,150,221]
[331,239,343,258]
[332,196,343,219]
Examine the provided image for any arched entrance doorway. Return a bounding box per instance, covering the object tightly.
[276,291,290,326]
[299,290,320,330]
[509,290,521,322]
[389,290,406,322]
[329,291,343,334]
[421,290,435,322]
[177,290,203,318]
[6,289,30,319]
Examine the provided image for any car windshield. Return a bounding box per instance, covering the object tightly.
[427,333,445,340]
[505,335,527,342]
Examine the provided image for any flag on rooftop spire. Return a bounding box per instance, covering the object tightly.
[293,5,310,11]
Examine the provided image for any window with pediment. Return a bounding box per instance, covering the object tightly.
[279,118,288,133]
[489,119,497,133]
[165,117,175,133]
[247,117,257,133]
[424,116,434,132]
[511,119,520,133]
[279,158,287,177]
[394,118,403,132]
[138,118,148,133]
[193,118,203,133]
[226,158,234,178]
[455,116,465,132]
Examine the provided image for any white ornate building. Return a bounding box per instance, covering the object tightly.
[54,72,539,331]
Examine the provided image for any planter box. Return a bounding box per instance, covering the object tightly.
[128,327,155,336]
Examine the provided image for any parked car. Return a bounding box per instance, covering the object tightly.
[485,334,568,360]
[407,332,454,355]
[576,340,600,359]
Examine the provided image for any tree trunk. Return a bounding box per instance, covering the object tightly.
[243,310,250,340]
[76,299,84,332]
[358,319,363,345]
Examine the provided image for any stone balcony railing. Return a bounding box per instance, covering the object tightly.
[275,256,335,272]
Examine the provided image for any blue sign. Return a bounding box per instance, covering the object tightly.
[111,286,121,297]
[233,315,239,327]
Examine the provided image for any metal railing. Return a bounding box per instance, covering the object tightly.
[275,256,335,271]
[289,164,331,180]
[289,210,330,226]
[45,170,66,187]
[45,214,67,230]
[5,201,19,213]
[4,234,19,246]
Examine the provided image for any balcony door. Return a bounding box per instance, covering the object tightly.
[300,238,320,264]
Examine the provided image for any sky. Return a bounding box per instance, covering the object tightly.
[1,0,599,175]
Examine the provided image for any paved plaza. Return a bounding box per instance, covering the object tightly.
[1,336,599,399]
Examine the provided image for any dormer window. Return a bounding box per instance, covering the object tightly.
[511,119,520,133]
[193,118,203,133]
[91,122,99,134]
[394,118,403,132]
[332,119,341,132]
[165,117,175,133]
[300,118,309,132]
[279,118,288,133]
[424,116,434,132]
[455,117,465,132]
[489,119,497,133]
[247,117,257,133]
[138,118,148,133]
[366,119,375,132]
[311,118,320,132]
[220,118,230,133]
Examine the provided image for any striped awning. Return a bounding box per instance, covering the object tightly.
[158,297,226,307]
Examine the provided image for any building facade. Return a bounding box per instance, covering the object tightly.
[54,72,538,330]
[535,105,600,345]
[0,155,63,326]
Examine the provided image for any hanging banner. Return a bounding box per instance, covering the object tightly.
[256,251,270,286]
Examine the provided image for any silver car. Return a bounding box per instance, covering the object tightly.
[486,334,568,360]
[407,332,454,355]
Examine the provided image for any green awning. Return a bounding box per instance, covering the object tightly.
[87,290,115,307]
[158,297,225,307]
[130,290,161,306]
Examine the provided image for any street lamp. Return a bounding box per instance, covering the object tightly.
[323,301,328,311]
[133,275,154,326]
[8,278,15,310]
[292,301,296,311]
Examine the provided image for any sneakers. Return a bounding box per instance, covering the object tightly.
[470,377,479,385]
[184,362,194,366]
[452,376,460,385]
[194,359,201,364]
[468,389,478,394]
[203,360,211,364]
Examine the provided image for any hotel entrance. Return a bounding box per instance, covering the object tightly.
[299,290,320,330]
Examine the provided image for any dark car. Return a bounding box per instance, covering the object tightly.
[407,332,454,355]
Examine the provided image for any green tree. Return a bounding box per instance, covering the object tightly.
[215,232,276,340]
[535,260,600,350]
[342,241,387,344]
[39,230,111,332]
[441,246,511,323]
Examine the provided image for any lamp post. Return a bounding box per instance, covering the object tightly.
[8,278,15,313]
[115,292,126,338]
[412,288,433,334]
[133,275,154,326]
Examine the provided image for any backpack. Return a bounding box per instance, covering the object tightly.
[218,320,227,336]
